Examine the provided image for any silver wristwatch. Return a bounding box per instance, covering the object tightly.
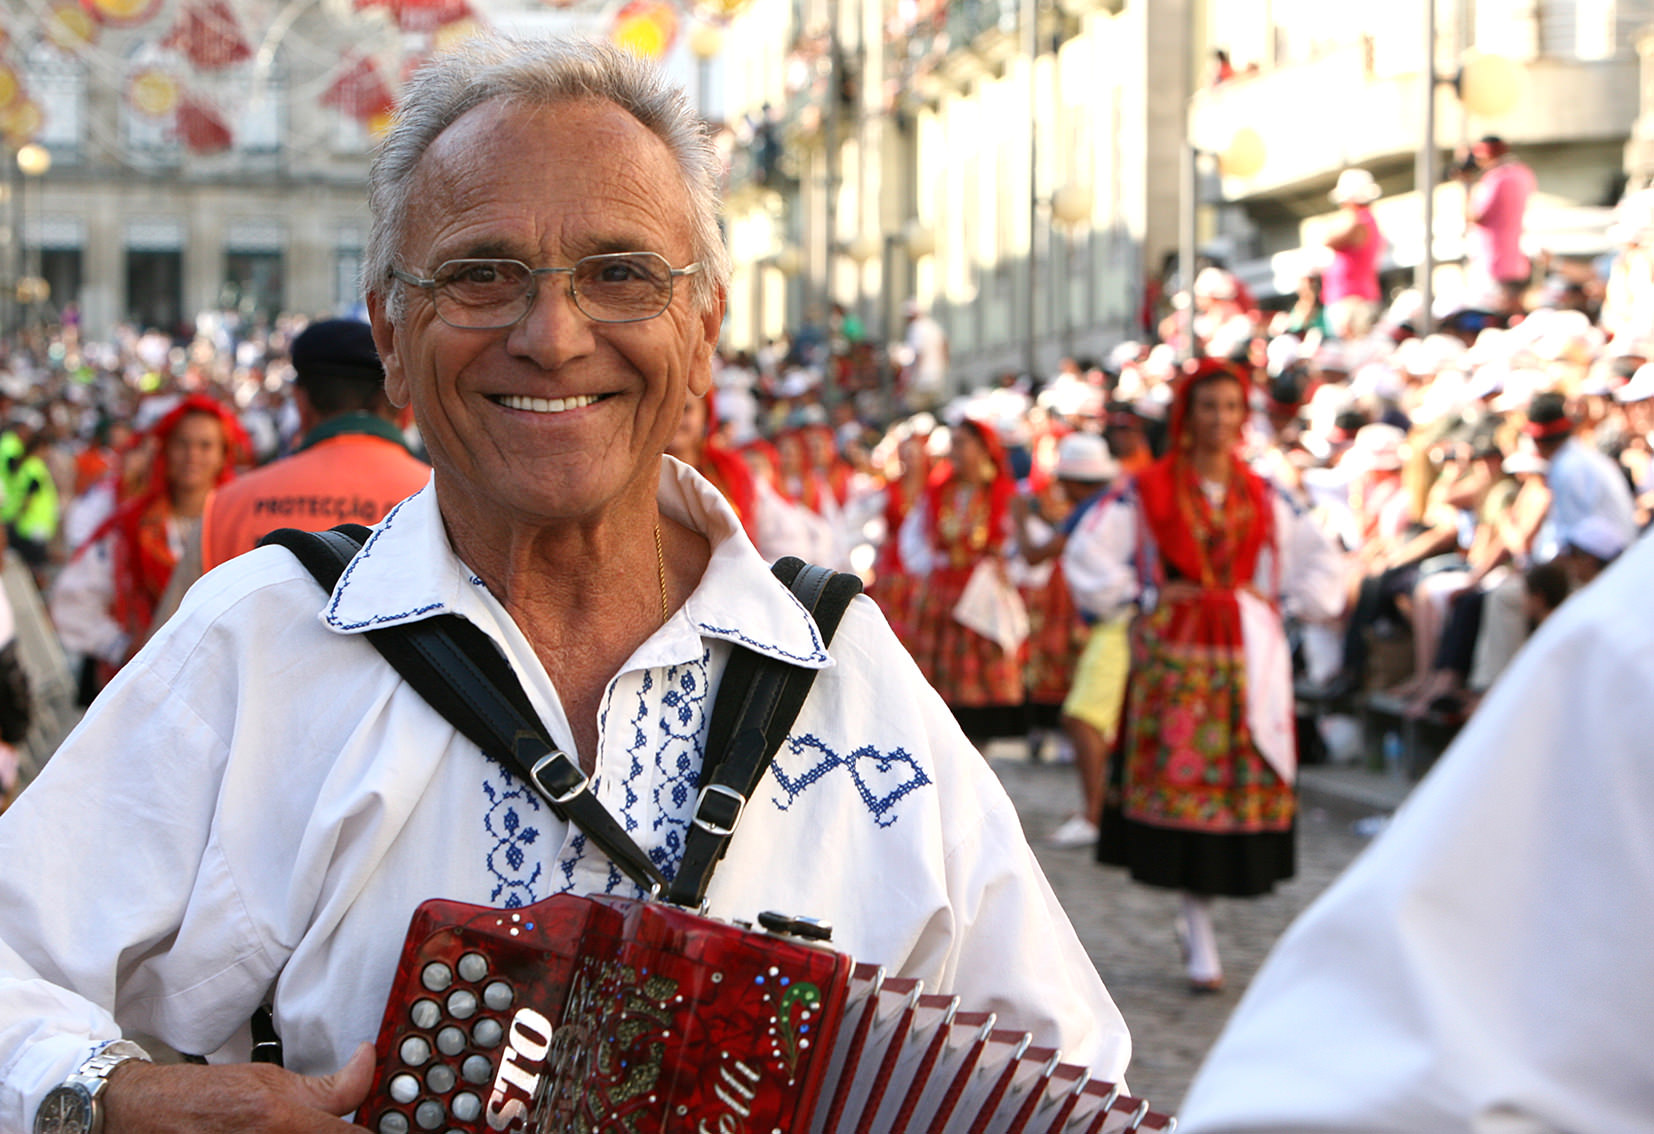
[33,1041,152,1134]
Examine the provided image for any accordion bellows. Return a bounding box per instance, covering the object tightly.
[357,893,1175,1133]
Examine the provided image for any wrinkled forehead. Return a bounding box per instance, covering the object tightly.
[405,96,693,255]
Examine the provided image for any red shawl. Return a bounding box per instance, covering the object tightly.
[1137,361,1274,587]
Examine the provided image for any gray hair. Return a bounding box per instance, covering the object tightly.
[364,35,728,321]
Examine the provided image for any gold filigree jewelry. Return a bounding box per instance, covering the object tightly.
[654,522,669,627]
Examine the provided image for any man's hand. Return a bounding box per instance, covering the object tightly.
[102,1042,375,1133]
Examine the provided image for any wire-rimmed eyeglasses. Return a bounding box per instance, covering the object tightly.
[389,252,703,329]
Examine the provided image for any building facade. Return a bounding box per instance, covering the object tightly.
[716,0,1652,394]
[714,0,1194,394]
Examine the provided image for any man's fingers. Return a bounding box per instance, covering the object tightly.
[306,1042,377,1117]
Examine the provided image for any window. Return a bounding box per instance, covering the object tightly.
[24,38,85,159]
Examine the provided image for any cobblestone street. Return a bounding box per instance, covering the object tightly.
[987,744,1386,1113]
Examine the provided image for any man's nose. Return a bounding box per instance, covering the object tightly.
[505,274,598,367]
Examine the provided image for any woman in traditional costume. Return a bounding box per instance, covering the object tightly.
[899,418,1026,746]
[1064,359,1344,991]
[866,421,933,652]
[51,395,249,692]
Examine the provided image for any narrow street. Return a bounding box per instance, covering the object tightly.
[987,744,1383,1112]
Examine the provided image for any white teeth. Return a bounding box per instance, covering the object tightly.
[496,394,600,414]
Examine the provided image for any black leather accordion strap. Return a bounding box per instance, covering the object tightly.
[664,555,863,909]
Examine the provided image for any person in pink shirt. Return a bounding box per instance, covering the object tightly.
[1322,168,1386,339]
[1458,134,1536,315]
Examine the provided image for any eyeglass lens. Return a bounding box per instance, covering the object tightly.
[432,254,675,327]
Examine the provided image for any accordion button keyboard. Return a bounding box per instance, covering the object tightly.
[388,1073,420,1105]
[409,999,441,1030]
[398,1036,431,1066]
[419,963,452,993]
[456,953,489,982]
[424,1064,456,1094]
[413,1098,445,1129]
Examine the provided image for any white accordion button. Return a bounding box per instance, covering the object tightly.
[483,981,514,1011]
[425,1064,456,1094]
[461,1054,494,1084]
[471,1019,503,1048]
[377,1113,409,1134]
[457,953,488,982]
[420,963,453,993]
[436,1026,466,1056]
[410,999,441,1030]
[399,1036,431,1067]
[450,1092,483,1123]
[446,989,478,1020]
[414,1099,445,1129]
[388,1073,421,1105]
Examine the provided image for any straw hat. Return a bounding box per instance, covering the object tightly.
[1330,168,1382,205]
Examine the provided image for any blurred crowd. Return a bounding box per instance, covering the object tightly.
[0,171,1651,815]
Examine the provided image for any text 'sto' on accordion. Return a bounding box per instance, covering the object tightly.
[356,893,1175,1133]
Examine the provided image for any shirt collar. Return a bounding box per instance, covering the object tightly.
[321,457,833,671]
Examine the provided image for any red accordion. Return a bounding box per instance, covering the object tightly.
[356,893,1175,1133]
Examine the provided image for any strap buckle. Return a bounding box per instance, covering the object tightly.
[692,783,746,837]
[530,750,589,804]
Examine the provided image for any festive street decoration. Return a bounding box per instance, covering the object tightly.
[81,0,165,29]
[611,0,677,59]
[175,94,231,152]
[162,0,252,70]
[0,98,44,149]
[128,67,180,116]
[354,0,473,34]
[322,52,396,123]
[47,3,99,49]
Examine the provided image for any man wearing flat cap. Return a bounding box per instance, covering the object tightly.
[156,318,431,617]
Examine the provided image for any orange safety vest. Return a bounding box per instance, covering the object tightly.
[199,433,430,571]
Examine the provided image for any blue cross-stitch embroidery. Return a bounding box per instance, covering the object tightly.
[552,831,647,899]
[646,651,711,877]
[768,735,932,827]
[482,770,544,907]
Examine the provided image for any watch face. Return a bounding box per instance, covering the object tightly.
[34,1085,92,1134]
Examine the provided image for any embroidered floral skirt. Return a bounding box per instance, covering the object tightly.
[909,562,1026,740]
[1097,592,1295,897]
[868,554,920,656]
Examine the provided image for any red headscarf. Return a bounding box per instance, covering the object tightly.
[1135,359,1275,588]
[924,417,1016,557]
[81,395,250,657]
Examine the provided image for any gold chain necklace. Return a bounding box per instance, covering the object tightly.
[654,522,669,627]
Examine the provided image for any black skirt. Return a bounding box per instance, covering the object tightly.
[1095,710,1297,898]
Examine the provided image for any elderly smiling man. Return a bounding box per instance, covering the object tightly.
[0,36,1129,1134]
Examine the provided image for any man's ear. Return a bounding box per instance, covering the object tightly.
[368,291,409,409]
[688,284,727,399]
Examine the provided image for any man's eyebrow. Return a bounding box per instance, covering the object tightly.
[574,236,662,258]
[431,239,521,263]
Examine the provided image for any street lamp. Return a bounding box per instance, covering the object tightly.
[1417,0,1522,333]
[1047,183,1092,357]
[1178,128,1265,359]
[14,143,50,336]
